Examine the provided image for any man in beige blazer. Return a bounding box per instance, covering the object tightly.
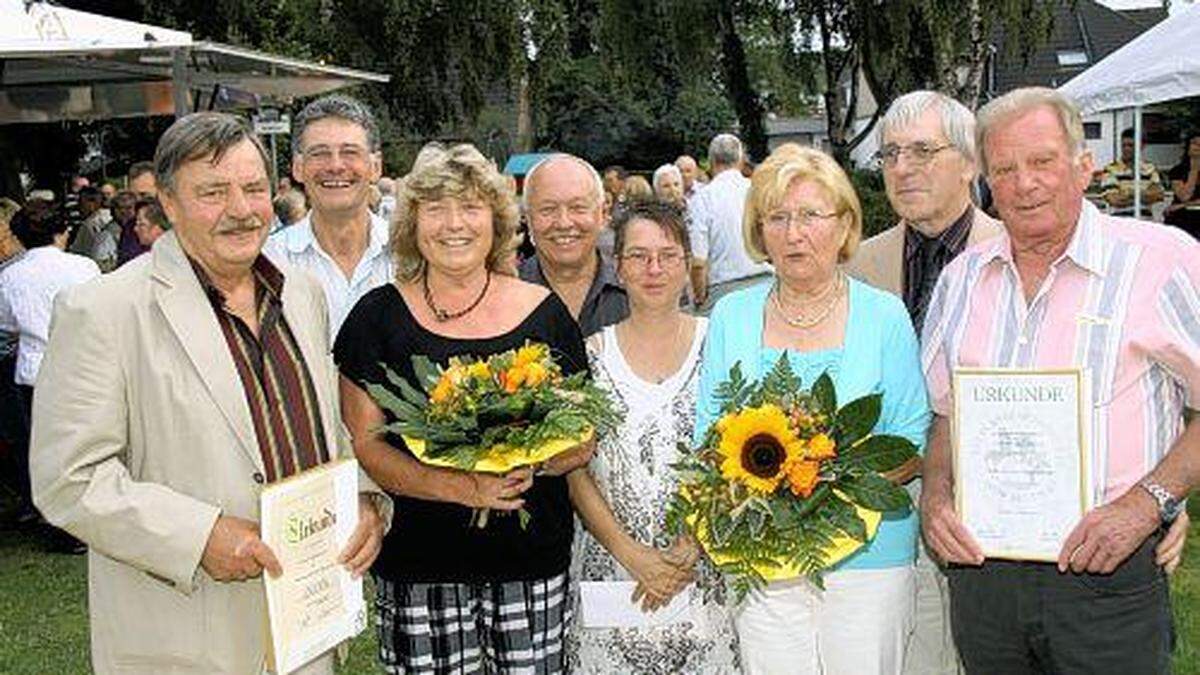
[31,113,391,674]
[846,91,997,675]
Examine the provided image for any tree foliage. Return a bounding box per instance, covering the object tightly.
[0,0,1069,197]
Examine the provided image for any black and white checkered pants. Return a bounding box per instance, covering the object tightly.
[375,572,571,674]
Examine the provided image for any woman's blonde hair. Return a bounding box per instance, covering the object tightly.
[391,144,520,282]
[623,175,653,200]
[743,143,862,263]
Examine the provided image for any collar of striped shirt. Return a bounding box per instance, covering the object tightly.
[188,254,286,308]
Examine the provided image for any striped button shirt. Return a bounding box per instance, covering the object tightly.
[191,256,330,483]
[922,200,1200,506]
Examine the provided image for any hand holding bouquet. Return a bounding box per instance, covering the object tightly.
[666,355,919,598]
[366,342,618,526]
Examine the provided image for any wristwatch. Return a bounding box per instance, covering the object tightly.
[1139,479,1184,525]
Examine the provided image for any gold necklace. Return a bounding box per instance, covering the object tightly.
[771,271,844,329]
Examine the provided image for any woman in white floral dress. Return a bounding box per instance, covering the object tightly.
[566,200,740,674]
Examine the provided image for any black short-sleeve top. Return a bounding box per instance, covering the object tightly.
[334,283,587,583]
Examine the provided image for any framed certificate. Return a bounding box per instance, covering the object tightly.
[952,368,1092,561]
[261,459,366,675]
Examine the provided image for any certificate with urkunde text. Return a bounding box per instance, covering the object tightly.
[261,459,365,675]
[952,369,1092,561]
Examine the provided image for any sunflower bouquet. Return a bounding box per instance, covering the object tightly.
[365,342,618,525]
[666,355,918,598]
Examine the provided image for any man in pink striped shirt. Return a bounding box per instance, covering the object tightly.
[920,87,1199,673]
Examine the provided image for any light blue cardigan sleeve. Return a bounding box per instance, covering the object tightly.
[695,294,731,445]
[873,292,932,454]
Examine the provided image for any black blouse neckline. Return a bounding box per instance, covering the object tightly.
[382,281,558,345]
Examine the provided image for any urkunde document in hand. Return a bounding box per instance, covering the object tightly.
[952,368,1093,561]
[261,458,365,675]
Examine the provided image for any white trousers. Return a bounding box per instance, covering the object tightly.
[734,566,916,675]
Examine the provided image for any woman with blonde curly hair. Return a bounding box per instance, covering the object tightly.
[335,143,595,673]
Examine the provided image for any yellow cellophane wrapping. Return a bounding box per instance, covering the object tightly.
[693,490,882,581]
[402,428,593,474]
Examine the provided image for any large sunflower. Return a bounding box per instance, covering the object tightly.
[717,404,806,494]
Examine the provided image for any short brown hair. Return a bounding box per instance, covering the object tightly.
[391,144,519,282]
[744,144,862,263]
[154,112,269,194]
[611,198,691,261]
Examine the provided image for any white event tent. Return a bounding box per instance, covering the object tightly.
[0,0,388,124]
[1059,3,1200,215]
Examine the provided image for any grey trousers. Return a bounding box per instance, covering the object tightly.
[945,534,1172,674]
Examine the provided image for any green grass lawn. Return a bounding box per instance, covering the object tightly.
[1,500,1197,674]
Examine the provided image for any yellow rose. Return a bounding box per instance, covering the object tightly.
[468,361,491,381]
[525,362,549,387]
[514,343,546,368]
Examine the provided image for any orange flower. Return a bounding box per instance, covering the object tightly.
[806,433,837,460]
[503,365,527,393]
[431,376,455,404]
[784,458,821,498]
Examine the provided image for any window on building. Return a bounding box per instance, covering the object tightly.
[1057,50,1089,67]
[1083,122,1102,140]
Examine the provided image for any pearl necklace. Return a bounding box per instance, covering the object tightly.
[771,271,845,329]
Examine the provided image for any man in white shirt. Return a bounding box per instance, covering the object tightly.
[0,206,99,547]
[267,95,392,340]
[688,133,771,312]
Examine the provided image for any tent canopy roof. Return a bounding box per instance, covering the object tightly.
[0,1,388,124]
[1059,3,1200,115]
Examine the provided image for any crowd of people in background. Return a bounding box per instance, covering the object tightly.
[0,87,1198,675]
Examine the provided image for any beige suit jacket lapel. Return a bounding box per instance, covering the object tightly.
[279,279,342,457]
[149,233,264,472]
[880,225,905,295]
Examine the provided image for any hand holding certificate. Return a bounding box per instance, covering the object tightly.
[260,459,367,675]
[952,369,1092,561]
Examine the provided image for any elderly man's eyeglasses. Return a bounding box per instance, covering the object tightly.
[764,208,841,230]
[876,142,953,167]
[621,248,684,269]
[300,144,369,165]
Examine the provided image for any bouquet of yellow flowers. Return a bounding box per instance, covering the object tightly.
[666,355,918,598]
[366,341,618,500]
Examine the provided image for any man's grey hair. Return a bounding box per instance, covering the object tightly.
[291,94,381,155]
[976,87,1086,176]
[708,133,743,168]
[878,90,977,166]
[154,112,270,194]
[521,154,605,212]
[652,163,682,190]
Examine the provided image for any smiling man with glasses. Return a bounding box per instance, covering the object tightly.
[266,95,392,339]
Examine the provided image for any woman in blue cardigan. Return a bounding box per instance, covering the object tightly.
[697,144,931,674]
